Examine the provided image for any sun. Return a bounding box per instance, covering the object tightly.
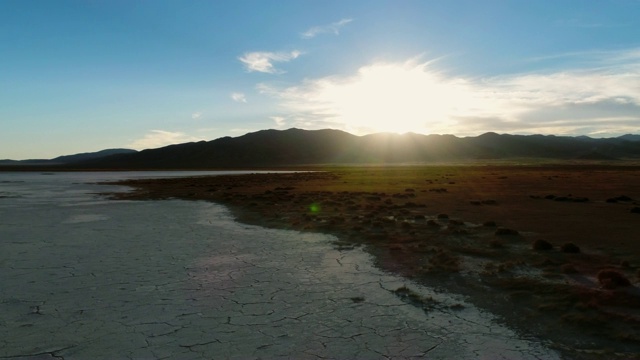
[312,60,469,134]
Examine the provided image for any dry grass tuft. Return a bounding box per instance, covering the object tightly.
[495,227,519,236]
[561,242,581,253]
[489,239,504,248]
[532,239,554,251]
[561,263,579,274]
[597,269,632,289]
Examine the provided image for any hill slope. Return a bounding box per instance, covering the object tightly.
[74,128,640,169]
[0,148,137,166]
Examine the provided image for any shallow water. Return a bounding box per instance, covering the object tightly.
[0,172,560,359]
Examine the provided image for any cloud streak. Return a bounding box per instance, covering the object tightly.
[301,18,353,39]
[258,50,640,137]
[128,130,203,150]
[238,51,302,74]
[270,116,286,127]
[231,92,247,103]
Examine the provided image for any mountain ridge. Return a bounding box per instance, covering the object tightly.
[3,129,640,169]
[72,128,640,169]
[0,148,137,166]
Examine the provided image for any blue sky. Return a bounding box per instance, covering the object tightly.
[2,0,639,159]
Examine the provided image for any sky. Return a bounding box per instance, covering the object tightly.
[2,0,640,159]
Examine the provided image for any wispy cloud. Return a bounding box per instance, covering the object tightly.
[230,128,252,133]
[270,116,286,127]
[301,18,353,39]
[527,48,640,69]
[191,111,202,119]
[258,49,640,137]
[128,130,203,150]
[231,92,247,103]
[238,51,302,74]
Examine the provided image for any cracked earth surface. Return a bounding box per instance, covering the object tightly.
[0,173,559,359]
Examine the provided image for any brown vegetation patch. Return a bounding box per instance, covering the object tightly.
[597,269,632,289]
[532,239,554,251]
[103,165,640,358]
[495,227,519,236]
[561,242,581,253]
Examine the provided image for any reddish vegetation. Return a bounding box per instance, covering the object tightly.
[106,165,640,357]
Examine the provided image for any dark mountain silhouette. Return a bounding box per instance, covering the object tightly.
[68,128,640,169]
[0,148,136,166]
[0,159,50,166]
[52,148,137,164]
[618,134,640,142]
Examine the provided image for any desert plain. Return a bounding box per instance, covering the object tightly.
[108,164,640,358]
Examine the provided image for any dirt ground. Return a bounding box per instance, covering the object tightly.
[106,165,640,359]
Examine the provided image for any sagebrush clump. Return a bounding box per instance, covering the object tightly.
[597,269,631,289]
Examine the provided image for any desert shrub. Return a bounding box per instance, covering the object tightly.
[532,239,553,251]
[389,244,403,251]
[447,227,467,235]
[428,250,461,272]
[561,264,578,274]
[631,207,640,214]
[560,242,581,253]
[495,228,519,236]
[597,269,631,289]
[427,219,440,227]
[437,213,449,219]
[489,239,504,248]
[483,221,497,227]
[371,221,384,228]
[607,195,633,203]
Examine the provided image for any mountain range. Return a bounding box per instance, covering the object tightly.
[3,129,640,169]
[0,149,137,166]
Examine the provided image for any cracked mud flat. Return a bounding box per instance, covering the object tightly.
[0,173,559,359]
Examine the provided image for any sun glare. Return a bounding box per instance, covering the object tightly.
[312,61,471,134]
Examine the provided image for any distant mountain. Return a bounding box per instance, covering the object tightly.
[0,159,49,166]
[52,148,137,164]
[618,134,640,142]
[68,129,640,169]
[74,129,358,168]
[0,148,137,166]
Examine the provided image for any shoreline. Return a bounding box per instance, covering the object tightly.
[0,171,566,359]
[104,165,640,358]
